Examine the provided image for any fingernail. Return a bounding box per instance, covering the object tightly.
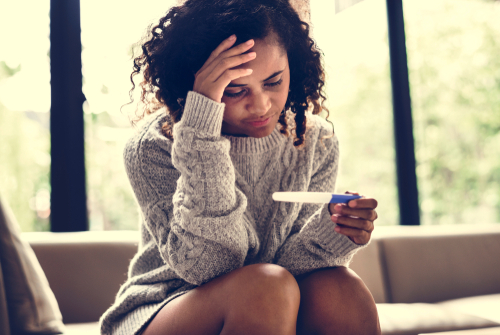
[246,39,254,45]
[229,34,236,40]
[349,200,357,207]
[334,204,343,212]
[335,226,341,232]
[331,214,339,222]
[248,52,256,58]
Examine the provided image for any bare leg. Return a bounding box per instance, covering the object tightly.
[142,263,300,335]
[296,266,381,335]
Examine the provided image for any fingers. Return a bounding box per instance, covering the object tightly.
[331,214,374,233]
[344,190,378,209]
[214,68,253,88]
[198,34,237,74]
[207,51,256,83]
[348,198,378,209]
[197,37,255,77]
[345,191,360,195]
[334,224,371,245]
[332,191,379,245]
[194,35,256,102]
[333,203,378,221]
[330,207,375,245]
[328,202,336,215]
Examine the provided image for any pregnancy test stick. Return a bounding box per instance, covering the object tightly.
[272,192,362,204]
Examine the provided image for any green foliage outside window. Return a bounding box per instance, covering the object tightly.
[405,0,500,224]
[313,0,398,226]
[0,63,51,232]
[84,109,139,230]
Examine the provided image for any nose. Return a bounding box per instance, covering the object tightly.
[247,91,271,116]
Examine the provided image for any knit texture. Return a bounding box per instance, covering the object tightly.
[99,91,365,335]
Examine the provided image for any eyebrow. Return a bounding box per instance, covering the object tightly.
[227,70,284,88]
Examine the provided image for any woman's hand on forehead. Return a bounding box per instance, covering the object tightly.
[193,35,256,103]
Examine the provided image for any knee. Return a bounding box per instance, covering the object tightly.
[298,267,380,335]
[226,263,300,307]
[223,264,300,324]
[331,268,380,335]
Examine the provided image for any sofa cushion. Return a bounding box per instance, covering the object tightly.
[377,225,500,303]
[63,322,99,335]
[420,327,500,335]
[438,294,500,324]
[377,303,500,335]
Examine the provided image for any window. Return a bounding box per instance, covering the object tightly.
[0,1,51,231]
[80,0,175,230]
[312,0,398,225]
[6,0,497,231]
[404,0,500,225]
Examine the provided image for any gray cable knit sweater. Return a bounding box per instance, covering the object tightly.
[99,91,364,335]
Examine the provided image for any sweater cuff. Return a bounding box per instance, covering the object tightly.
[181,91,226,136]
[303,204,365,255]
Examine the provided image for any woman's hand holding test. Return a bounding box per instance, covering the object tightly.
[329,193,378,245]
[193,34,256,103]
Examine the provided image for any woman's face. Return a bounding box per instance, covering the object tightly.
[220,35,290,138]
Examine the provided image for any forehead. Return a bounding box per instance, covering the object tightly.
[234,36,288,73]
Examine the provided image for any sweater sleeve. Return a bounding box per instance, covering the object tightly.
[126,91,255,286]
[274,132,366,276]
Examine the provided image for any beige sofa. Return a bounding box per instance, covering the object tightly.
[22,224,500,335]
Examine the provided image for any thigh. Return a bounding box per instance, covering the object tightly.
[141,276,226,335]
[142,263,300,335]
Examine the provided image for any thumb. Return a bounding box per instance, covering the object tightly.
[329,202,341,215]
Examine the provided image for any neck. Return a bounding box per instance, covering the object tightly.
[222,132,249,137]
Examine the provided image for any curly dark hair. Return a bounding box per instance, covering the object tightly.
[128,0,333,147]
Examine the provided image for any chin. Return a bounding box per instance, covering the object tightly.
[247,113,280,137]
[246,120,279,138]
[248,131,271,138]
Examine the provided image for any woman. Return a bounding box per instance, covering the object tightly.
[100,0,380,334]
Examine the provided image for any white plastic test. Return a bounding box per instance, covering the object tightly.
[272,192,362,204]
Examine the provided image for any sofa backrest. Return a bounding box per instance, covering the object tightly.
[24,231,138,324]
[23,225,500,323]
[348,238,388,303]
[349,224,500,304]
[378,226,500,303]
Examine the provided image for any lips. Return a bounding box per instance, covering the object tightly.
[245,113,277,123]
[246,115,274,128]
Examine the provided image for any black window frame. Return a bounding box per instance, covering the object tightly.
[50,0,88,231]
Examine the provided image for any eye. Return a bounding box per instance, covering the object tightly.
[265,78,283,88]
[223,90,245,98]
